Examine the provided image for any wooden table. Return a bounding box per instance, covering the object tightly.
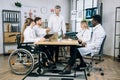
[34,39,79,46]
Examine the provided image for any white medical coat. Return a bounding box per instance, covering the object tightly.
[78,24,106,56]
[23,26,40,42]
[76,29,91,43]
[48,14,66,35]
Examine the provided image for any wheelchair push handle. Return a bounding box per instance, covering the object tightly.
[8,33,21,37]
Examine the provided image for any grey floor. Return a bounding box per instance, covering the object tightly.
[24,63,86,80]
[24,72,86,80]
[24,77,85,80]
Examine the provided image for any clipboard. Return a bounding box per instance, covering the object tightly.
[44,34,54,39]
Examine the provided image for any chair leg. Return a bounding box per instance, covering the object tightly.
[86,62,92,76]
[84,69,88,80]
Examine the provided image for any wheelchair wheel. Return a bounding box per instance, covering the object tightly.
[8,49,34,75]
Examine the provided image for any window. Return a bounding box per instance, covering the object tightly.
[76,0,98,32]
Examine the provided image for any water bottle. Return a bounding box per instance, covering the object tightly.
[58,32,62,41]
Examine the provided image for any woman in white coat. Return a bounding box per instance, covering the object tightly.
[76,20,91,46]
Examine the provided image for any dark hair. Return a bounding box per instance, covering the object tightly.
[92,15,102,23]
[34,17,41,23]
[55,5,61,9]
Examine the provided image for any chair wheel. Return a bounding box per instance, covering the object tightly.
[87,73,90,76]
[101,73,104,76]
[37,68,44,75]
[99,68,102,71]
[95,62,98,64]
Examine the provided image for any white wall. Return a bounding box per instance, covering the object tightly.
[102,0,120,57]
[0,0,70,54]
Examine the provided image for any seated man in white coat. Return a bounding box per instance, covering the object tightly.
[60,15,106,74]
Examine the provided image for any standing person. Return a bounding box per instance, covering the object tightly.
[33,17,50,38]
[48,5,66,62]
[48,5,66,36]
[59,15,106,74]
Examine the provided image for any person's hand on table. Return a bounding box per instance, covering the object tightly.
[39,38,46,42]
[34,38,45,44]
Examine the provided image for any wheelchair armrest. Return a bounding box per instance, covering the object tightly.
[20,42,35,46]
[23,42,34,44]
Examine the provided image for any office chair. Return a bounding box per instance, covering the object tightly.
[86,36,106,76]
[92,36,106,63]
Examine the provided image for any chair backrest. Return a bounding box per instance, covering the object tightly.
[91,35,106,63]
[98,35,106,55]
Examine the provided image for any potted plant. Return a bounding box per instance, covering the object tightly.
[15,2,22,7]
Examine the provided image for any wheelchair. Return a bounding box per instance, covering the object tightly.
[8,34,49,75]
